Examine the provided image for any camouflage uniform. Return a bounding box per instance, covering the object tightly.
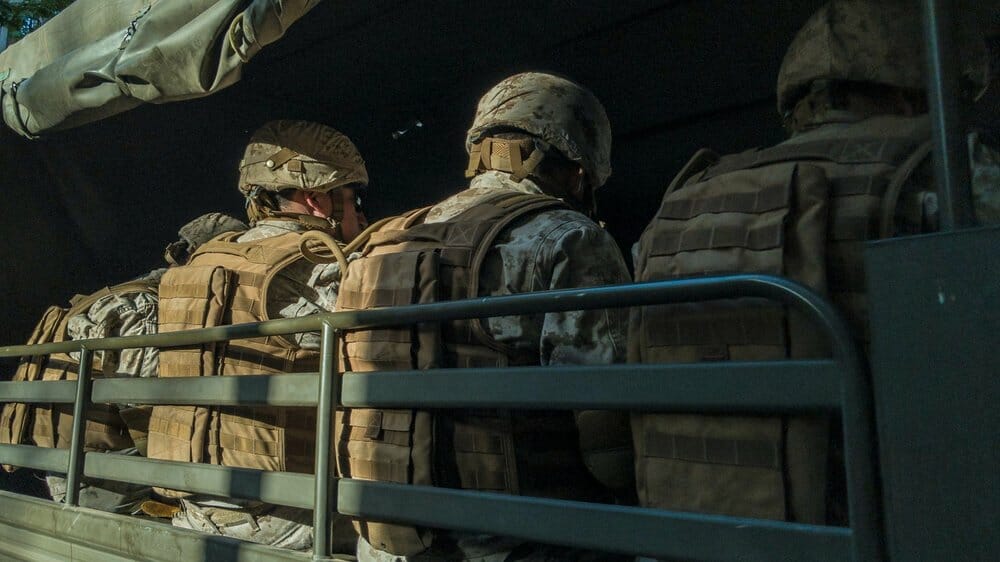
[162,122,367,553]
[357,176,629,562]
[44,268,164,513]
[170,219,352,551]
[627,1,997,531]
[237,218,348,350]
[45,213,248,513]
[425,171,628,363]
[779,0,996,227]
[355,73,629,562]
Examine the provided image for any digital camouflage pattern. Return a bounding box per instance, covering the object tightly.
[176,212,249,250]
[170,217,354,549]
[465,73,613,188]
[66,269,165,380]
[426,170,628,365]
[234,219,351,349]
[44,267,166,513]
[239,120,369,194]
[39,212,248,511]
[781,100,1000,229]
[776,0,989,115]
[165,212,249,266]
[172,499,315,551]
[358,169,630,562]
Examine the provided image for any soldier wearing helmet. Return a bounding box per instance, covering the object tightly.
[336,73,631,561]
[630,0,995,528]
[0,212,247,514]
[145,121,369,552]
[778,0,998,227]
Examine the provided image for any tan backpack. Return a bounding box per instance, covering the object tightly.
[630,115,932,523]
[147,231,323,498]
[336,190,607,556]
[0,280,159,472]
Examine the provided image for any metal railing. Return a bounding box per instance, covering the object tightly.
[0,275,880,561]
[921,0,975,231]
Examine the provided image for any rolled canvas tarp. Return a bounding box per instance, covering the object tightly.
[0,0,322,138]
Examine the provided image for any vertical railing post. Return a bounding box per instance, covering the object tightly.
[922,0,975,230]
[64,346,93,506]
[313,322,340,561]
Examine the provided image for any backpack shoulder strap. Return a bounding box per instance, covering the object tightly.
[188,231,248,260]
[466,192,569,357]
[665,148,720,197]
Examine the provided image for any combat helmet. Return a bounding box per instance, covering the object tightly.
[776,0,989,118]
[239,120,369,224]
[164,212,249,265]
[465,72,612,189]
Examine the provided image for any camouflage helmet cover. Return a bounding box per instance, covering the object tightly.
[164,212,249,265]
[238,120,369,194]
[465,72,613,188]
[776,0,989,114]
[178,212,249,249]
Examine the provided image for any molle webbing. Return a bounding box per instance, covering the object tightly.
[0,305,66,469]
[632,119,929,523]
[336,191,600,556]
[0,281,157,472]
[148,231,321,486]
[701,135,927,178]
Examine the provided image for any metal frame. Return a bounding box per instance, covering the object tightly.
[0,0,974,559]
[0,275,879,561]
[921,0,975,230]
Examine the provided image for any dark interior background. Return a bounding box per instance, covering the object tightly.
[0,0,997,348]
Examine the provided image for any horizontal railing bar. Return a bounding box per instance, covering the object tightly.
[341,361,841,410]
[0,380,77,403]
[92,373,320,406]
[337,479,852,561]
[0,276,844,356]
[0,444,69,473]
[0,491,313,562]
[84,454,316,510]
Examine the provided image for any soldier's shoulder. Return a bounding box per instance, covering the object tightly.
[510,207,616,251]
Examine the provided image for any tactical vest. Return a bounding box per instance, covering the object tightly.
[336,190,607,556]
[146,231,322,496]
[0,280,158,472]
[630,115,931,523]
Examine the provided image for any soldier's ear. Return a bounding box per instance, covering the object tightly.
[302,191,327,214]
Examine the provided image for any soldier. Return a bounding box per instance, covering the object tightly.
[145,120,369,551]
[0,212,248,514]
[630,0,991,527]
[336,72,631,561]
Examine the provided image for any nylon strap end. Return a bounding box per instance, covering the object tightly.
[509,145,544,183]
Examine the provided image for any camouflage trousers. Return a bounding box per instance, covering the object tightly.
[46,447,151,514]
[172,499,359,553]
[172,499,314,551]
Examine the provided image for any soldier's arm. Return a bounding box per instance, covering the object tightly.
[536,218,628,365]
[537,217,637,503]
